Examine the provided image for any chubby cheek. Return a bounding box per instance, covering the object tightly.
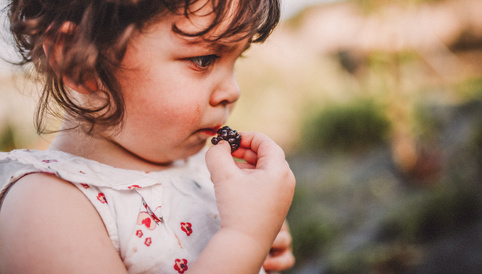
[156,100,202,125]
[119,102,205,161]
[130,99,203,137]
[118,72,207,144]
[183,104,202,125]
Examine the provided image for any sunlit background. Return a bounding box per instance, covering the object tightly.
[1,0,482,273]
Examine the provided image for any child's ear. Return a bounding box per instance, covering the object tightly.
[42,21,98,94]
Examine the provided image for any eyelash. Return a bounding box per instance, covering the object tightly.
[189,55,220,70]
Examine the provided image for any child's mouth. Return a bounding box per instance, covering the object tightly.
[198,126,220,136]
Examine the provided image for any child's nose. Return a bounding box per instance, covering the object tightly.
[210,74,240,106]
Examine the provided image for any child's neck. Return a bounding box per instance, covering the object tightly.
[49,126,173,172]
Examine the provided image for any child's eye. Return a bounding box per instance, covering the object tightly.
[189,55,220,70]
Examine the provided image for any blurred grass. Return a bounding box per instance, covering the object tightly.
[0,121,15,151]
[298,99,391,153]
[0,74,52,150]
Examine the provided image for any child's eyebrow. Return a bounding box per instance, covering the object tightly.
[179,35,252,54]
[207,41,251,54]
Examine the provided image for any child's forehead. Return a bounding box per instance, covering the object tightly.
[172,5,244,40]
[141,9,253,52]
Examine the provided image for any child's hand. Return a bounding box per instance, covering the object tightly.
[263,220,295,272]
[206,131,296,255]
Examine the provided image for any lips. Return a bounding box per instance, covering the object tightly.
[198,125,221,136]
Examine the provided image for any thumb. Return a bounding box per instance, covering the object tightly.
[206,141,239,183]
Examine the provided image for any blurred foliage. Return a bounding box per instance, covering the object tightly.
[327,242,422,274]
[379,184,481,243]
[0,122,16,151]
[471,121,482,167]
[288,183,341,263]
[299,99,390,153]
[287,97,482,273]
[454,77,482,101]
[292,218,336,262]
[354,0,446,13]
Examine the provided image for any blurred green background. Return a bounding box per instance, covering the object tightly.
[1,0,482,273]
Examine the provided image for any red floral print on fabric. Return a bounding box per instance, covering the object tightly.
[143,202,163,224]
[137,212,156,230]
[144,237,152,246]
[80,183,89,189]
[97,193,107,204]
[174,259,188,274]
[180,222,193,236]
[142,218,152,228]
[42,159,58,163]
[128,185,141,189]
[136,230,143,238]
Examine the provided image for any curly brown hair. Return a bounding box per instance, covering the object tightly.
[7,0,280,134]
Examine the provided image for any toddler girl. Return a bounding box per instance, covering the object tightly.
[0,0,295,273]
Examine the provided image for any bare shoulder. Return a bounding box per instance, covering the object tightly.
[0,173,127,273]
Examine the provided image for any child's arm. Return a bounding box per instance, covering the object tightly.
[0,173,128,274]
[193,132,296,274]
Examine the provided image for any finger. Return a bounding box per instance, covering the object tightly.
[270,229,292,250]
[237,132,286,169]
[234,161,256,170]
[205,141,239,182]
[231,147,258,166]
[263,249,295,272]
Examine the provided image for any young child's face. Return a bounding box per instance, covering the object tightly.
[109,9,250,165]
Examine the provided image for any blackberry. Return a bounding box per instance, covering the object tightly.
[211,126,242,152]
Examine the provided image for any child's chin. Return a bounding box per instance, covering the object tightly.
[175,144,207,160]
